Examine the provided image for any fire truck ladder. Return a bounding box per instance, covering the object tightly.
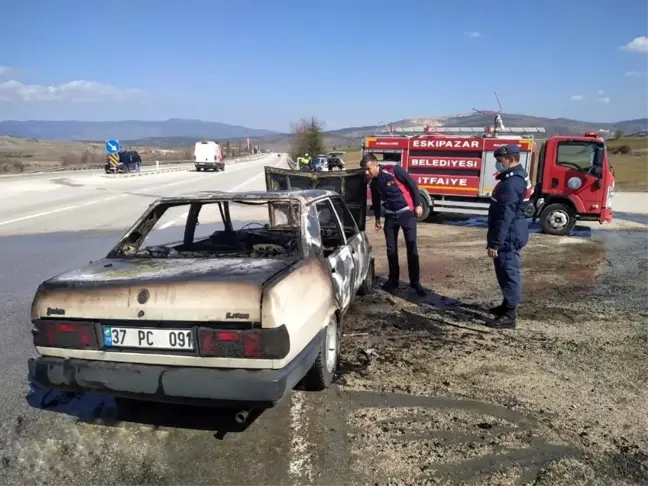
[377,107,547,138]
[388,126,546,136]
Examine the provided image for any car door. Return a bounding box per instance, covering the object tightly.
[314,198,355,310]
[264,166,367,231]
[328,196,369,293]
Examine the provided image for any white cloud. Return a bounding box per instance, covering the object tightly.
[596,89,605,96]
[0,66,12,76]
[571,94,584,101]
[625,70,642,76]
[464,31,480,38]
[598,96,611,104]
[620,36,648,53]
[0,79,146,103]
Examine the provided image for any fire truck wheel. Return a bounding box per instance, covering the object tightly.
[417,197,431,222]
[539,203,577,236]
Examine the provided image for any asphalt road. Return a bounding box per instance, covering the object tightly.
[0,153,356,486]
[1,157,646,485]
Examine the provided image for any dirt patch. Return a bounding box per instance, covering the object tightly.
[338,222,648,485]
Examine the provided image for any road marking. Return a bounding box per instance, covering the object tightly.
[0,205,79,227]
[157,212,188,231]
[288,392,313,485]
[0,156,284,227]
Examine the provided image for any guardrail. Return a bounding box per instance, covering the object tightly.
[20,153,268,175]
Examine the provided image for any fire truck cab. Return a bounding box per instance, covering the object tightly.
[362,118,615,236]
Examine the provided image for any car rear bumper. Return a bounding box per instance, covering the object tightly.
[28,329,323,406]
[195,162,224,168]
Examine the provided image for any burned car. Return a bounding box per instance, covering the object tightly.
[28,167,373,408]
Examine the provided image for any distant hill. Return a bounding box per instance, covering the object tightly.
[0,114,645,151]
[242,114,648,152]
[0,118,278,141]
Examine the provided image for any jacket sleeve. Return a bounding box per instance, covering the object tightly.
[370,180,381,219]
[487,178,525,250]
[393,165,422,206]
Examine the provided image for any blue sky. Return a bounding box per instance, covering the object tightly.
[1,0,647,131]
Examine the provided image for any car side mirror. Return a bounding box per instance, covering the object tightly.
[593,179,601,189]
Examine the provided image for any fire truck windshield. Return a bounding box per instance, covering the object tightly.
[556,140,605,175]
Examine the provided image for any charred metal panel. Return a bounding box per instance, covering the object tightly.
[327,246,356,311]
[264,166,367,231]
[43,258,297,288]
[305,204,323,256]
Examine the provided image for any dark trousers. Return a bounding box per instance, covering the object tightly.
[384,211,420,285]
[493,249,521,308]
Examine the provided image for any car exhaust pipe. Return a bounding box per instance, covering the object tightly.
[235,409,250,424]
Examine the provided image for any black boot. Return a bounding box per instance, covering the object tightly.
[486,307,517,329]
[381,255,400,292]
[410,282,427,296]
[381,279,399,292]
[488,302,507,317]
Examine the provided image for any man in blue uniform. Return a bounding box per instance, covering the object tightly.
[486,144,530,329]
[361,153,426,296]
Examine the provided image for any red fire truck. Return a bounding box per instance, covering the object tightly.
[362,116,615,236]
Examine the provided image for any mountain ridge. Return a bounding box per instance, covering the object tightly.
[0,115,646,151]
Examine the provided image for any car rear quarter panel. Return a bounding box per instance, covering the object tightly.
[262,258,337,369]
[31,281,263,322]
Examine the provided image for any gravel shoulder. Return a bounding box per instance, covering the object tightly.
[338,215,648,485]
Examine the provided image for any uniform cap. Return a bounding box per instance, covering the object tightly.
[493,144,520,157]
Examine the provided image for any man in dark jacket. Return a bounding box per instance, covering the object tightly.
[486,144,530,329]
[361,153,426,296]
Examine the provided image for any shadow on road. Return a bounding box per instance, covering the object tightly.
[424,212,593,237]
[25,381,266,440]
[613,210,648,226]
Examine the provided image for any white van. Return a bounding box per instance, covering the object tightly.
[194,141,225,172]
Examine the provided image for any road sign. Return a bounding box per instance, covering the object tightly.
[105,139,120,154]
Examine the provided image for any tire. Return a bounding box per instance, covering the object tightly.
[417,195,431,222]
[302,315,340,391]
[539,202,577,236]
[196,167,202,172]
[357,257,375,296]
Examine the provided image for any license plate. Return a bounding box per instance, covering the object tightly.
[103,326,194,350]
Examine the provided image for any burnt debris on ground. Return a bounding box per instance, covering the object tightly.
[338,222,648,485]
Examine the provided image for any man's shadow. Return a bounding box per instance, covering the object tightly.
[373,276,496,331]
[25,381,266,440]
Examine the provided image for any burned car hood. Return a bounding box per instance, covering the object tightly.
[32,257,299,323]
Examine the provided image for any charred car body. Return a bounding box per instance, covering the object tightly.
[28,167,373,407]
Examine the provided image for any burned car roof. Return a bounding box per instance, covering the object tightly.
[155,189,339,204]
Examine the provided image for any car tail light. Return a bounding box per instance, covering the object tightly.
[33,320,99,350]
[198,326,289,359]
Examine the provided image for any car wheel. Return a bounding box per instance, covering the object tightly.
[196,167,202,171]
[357,257,375,296]
[302,315,339,391]
[539,202,576,236]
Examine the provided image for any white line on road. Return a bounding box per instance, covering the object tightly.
[288,391,313,485]
[0,156,285,228]
[0,205,80,227]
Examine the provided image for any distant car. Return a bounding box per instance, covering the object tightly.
[307,156,329,172]
[194,141,225,172]
[27,167,373,410]
[327,152,346,171]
